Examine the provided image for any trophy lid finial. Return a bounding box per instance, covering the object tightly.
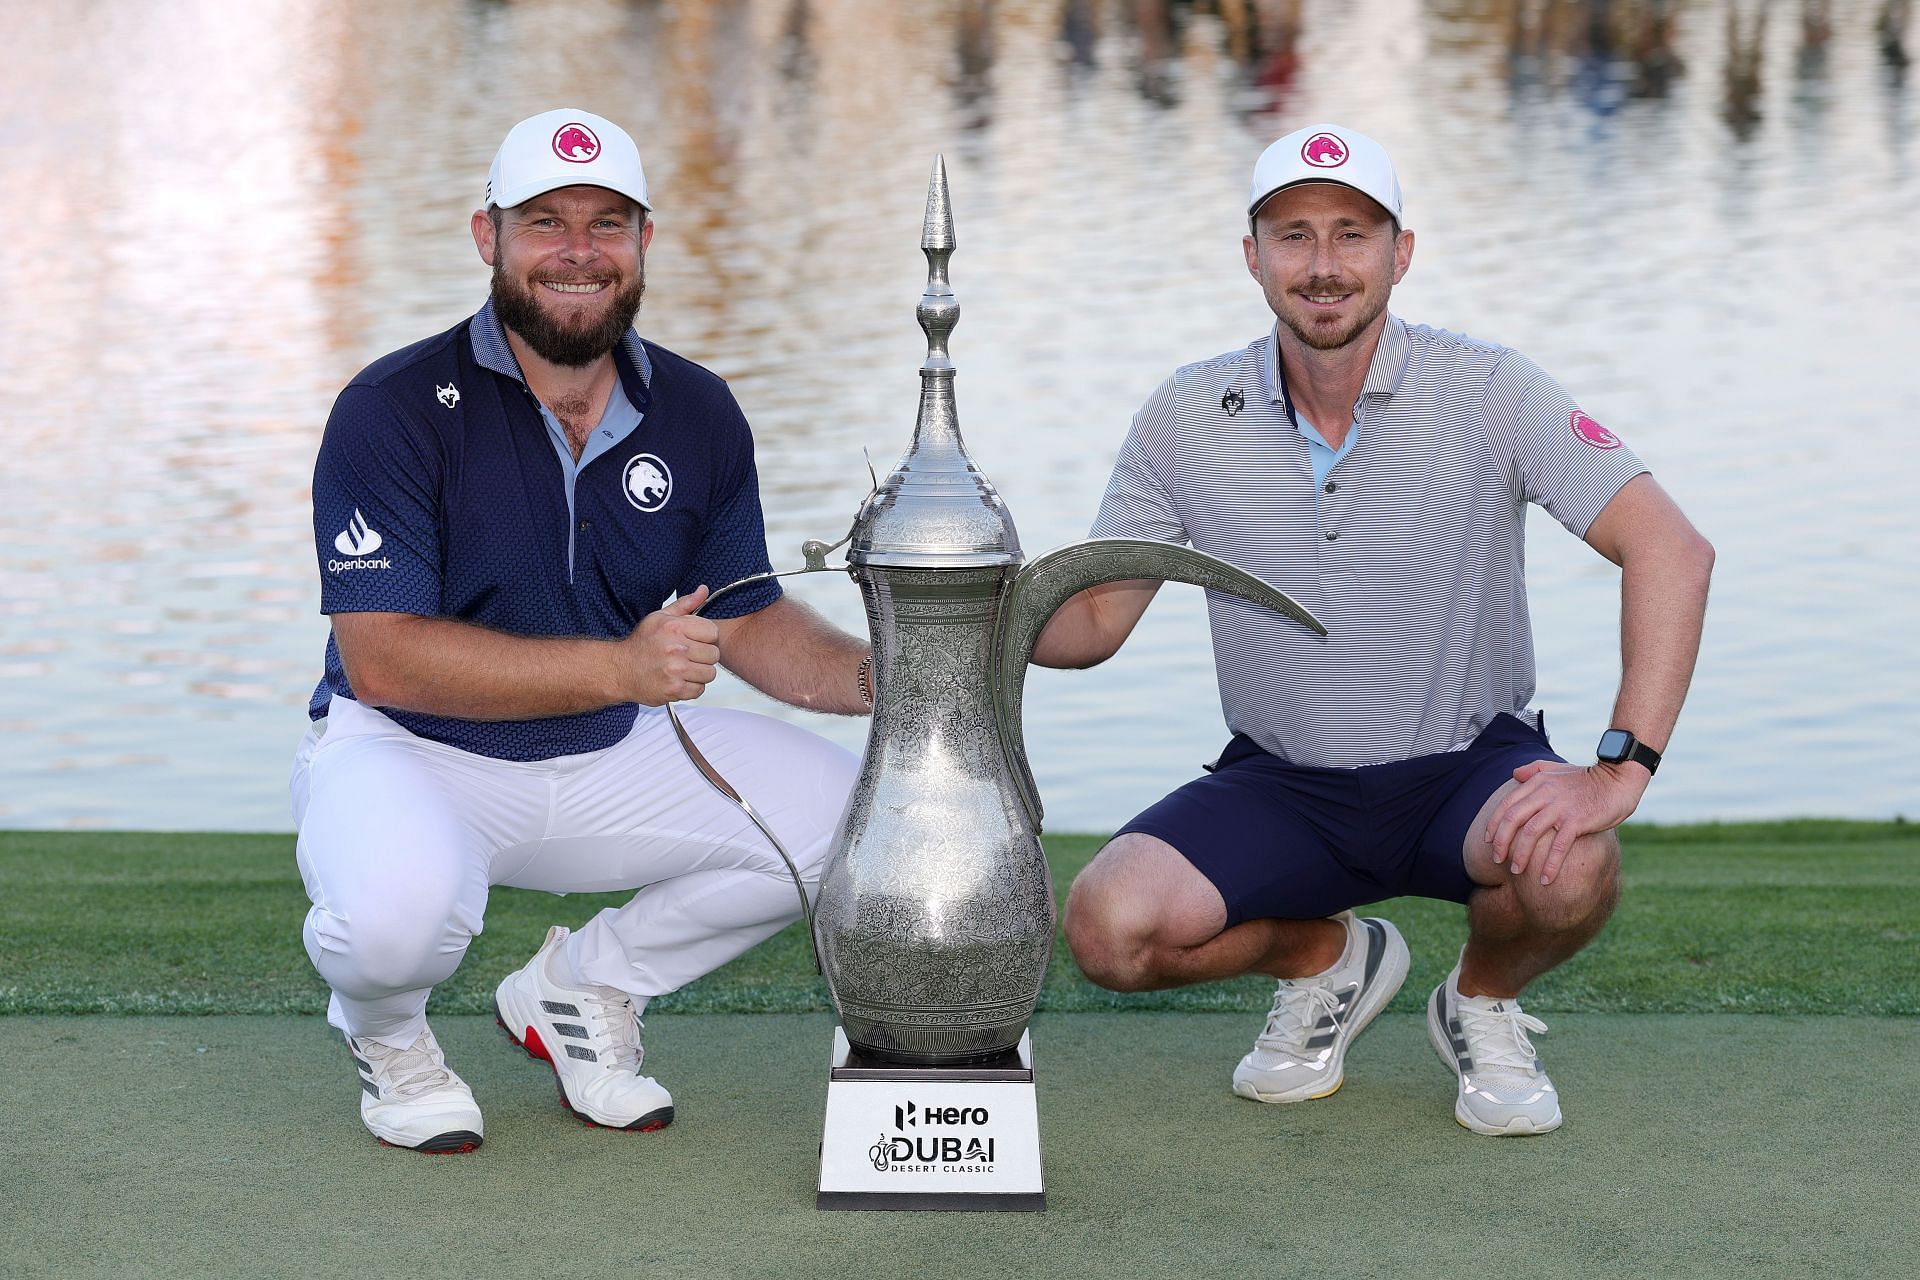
[917,156,957,373]
[921,154,955,252]
[848,155,1021,569]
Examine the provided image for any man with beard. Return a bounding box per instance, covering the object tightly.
[295,110,868,1153]
[1033,125,1713,1135]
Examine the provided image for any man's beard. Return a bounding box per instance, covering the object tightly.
[491,262,646,368]
[1276,276,1389,352]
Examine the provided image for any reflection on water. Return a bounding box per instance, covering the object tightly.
[0,0,1915,830]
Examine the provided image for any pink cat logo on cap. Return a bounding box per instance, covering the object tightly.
[1571,410,1621,449]
[1301,132,1348,168]
[552,123,601,163]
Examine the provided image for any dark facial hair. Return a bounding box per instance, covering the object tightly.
[1279,276,1388,352]
[491,257,647,368]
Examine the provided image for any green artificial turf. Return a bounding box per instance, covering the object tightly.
[0,820,1914,1019]
[7,1011,1919,1279]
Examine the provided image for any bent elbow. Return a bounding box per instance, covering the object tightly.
[1689,531,1717,583]
[1031,637,1119,671]
[338,655,399,709]
[331,614,418,710]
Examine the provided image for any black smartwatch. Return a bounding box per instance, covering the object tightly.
[1596,728,1661,776]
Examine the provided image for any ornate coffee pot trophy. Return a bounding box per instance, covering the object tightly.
[678,158,1325,1209]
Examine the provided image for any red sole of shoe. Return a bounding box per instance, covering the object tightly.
[493,1008,675,1133]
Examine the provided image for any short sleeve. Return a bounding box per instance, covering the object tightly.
[677,392,779,619]
[1088,376,1190,545]
[1490,353,1650,538]
[312,384,444,616]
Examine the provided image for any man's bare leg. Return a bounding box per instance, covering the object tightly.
[1428,775,1622,1135]
[1457,778,1622,997]
[1065,830,1407,1106]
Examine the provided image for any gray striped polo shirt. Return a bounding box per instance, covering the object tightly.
[1089,314,1648,769]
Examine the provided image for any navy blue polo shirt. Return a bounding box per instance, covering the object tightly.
[309,300,781,761]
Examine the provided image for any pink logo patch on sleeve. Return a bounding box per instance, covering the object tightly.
[1570,410,1621,449]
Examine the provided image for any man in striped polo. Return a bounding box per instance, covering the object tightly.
[1034,124,1713,1135]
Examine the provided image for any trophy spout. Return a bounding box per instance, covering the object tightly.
[990,539,1329,829]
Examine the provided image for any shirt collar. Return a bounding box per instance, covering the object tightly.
[1361,313,1411,398]
[469,296,654,393]
[1262,312,1412,415]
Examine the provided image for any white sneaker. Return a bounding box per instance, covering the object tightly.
[1232,913,1409,1104]
[346,1024,484,1153]
[494,925,675,1131]
[1427,958,1563,1135]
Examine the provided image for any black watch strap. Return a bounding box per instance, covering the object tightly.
[1597,728,1661,776]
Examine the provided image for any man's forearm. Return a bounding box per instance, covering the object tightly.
[1578,475,1716,762]
[718,597,871,716]
[1607,530,1715,756]
[334,613,625,720]
[1031,579,1160,669]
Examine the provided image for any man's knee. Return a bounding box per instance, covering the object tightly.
[1525,829,1621,934]
[304,891,479,999]
[1062,834,1218,992]
[1063,868,1150,991]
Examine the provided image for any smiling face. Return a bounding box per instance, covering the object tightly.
[471,185,653,368]
[1243,182,1413,353]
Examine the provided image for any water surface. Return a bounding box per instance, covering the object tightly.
[1,0,1914,830]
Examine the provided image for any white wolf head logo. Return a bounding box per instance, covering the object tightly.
[623,454,672,512]
[436,383,460,409]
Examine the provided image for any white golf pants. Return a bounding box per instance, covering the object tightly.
[291,694,857,1049]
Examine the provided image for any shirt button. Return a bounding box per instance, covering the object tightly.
[1325,530,1338,541]
[578,520,590,531]
[1324,481,1337,493]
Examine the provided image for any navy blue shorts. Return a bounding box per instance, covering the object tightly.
[1115,713,1564,926]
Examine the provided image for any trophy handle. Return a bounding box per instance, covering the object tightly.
[664,542,863,978]
[991,539,1327,830]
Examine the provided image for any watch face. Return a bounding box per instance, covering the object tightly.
[1598,729,1633,760]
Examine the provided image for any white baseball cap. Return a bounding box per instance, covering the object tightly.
[485,108,652,212]
[1247,124,1402,227]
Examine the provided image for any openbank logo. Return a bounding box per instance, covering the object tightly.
[329,508,392,572]
[335,509,383,556]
